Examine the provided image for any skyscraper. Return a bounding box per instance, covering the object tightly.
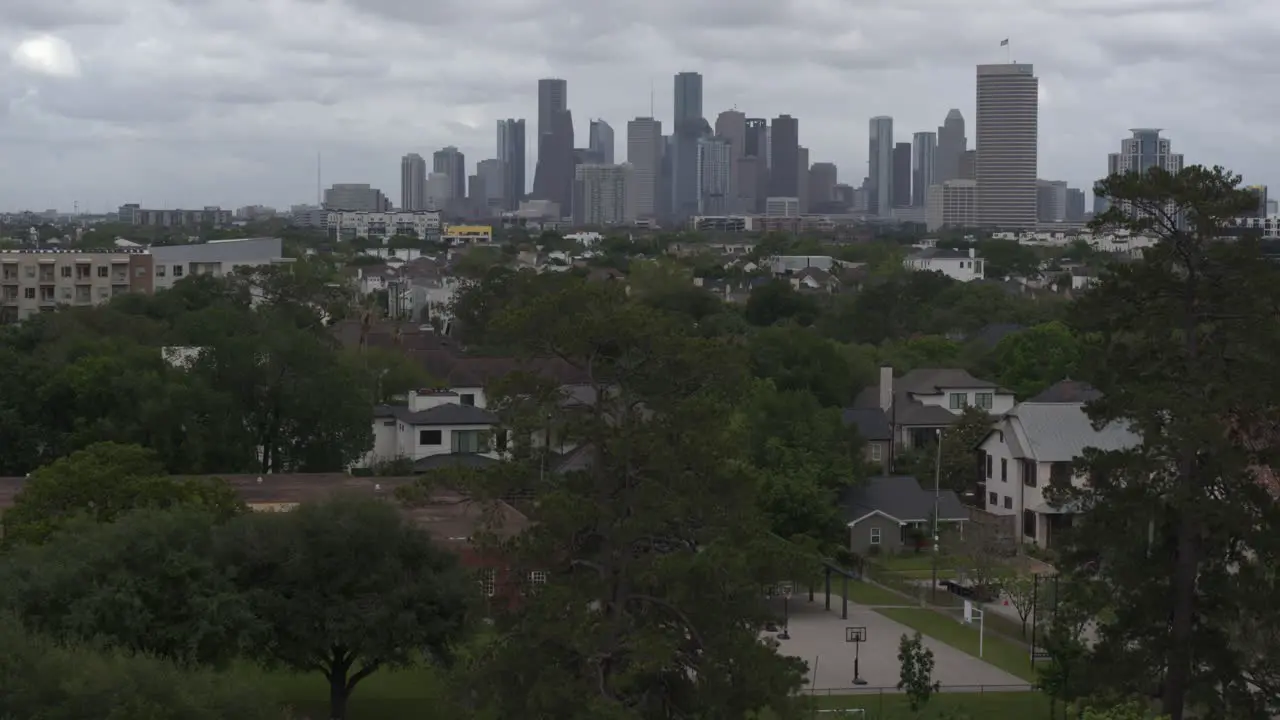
[573,163,633,225]
[432,146,466,201]
[911,132,937,208]
[714,110,746,211]
[936,109,967,183]
[743,118,769,212]
[671,72,708,218]
[769,114,799,198]
[477,158,504,208]
[696,137,732,215]
[797,147,810,213]
[533,79,573,215]
[892,143,912,208]
[589,120,615,165]
[1107,129,1183,176]
[626,117,663,219]
[868,116,893,216]
[496,119,526,210]
[808,163,838,207]
[976,63,1039,229]
[400,153,426,211]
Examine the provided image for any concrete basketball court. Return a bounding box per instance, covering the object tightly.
[766,595,1027,691]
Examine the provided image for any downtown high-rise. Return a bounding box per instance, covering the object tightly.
[432,146,466,202]
[496,119,526,210]
[400,153,426,211]
[935,109,967,183]
[769,114,799,199]
[589,120,615,165]
[532,78,574,215]
[911,132,936,208]
[868,116,893,216]
[626,117,663,219]
[975,63,1039,229]
[670,72,709,218]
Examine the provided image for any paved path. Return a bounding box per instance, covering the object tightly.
[768,595,1028,693]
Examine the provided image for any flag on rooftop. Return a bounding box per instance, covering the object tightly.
[1000,39,1009,46]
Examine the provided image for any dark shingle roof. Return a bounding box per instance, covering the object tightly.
[412,453,499,472]
[841,408,892,441]
[839,476,970,524]
[388,404,498,426]
[1028,380,1102,404]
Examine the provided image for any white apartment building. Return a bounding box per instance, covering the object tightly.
[979,390,1138,548]
[926,180,979,231]
[765,197,800,217]
[326,211,443,241]
[904,247,985,282]
[573,164,633,225]
[150,237,292,291]
[696,137,733,215]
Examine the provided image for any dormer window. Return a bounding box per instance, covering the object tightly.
[949,393,968,409]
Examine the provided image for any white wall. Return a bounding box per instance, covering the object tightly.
[916,388,1016,416]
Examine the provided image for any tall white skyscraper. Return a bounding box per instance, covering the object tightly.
[696,137,733,215]
[626,117,663,219]
[400,154,426,211]
[573,163,633,225]
[868,116,894,217]
[976,63,1039,229]
[1107,129,1183,176]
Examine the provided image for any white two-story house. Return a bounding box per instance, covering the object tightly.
[903,247,985,282]
[977,381,1139,548]
[359,389,501,471]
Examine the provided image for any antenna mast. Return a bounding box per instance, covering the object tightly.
[649,79,654,117]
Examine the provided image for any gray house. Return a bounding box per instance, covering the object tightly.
[840,476,970,556]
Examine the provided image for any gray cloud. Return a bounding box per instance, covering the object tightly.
[0,0,1277,212]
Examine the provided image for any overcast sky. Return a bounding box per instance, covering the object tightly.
[0,0,1276,213]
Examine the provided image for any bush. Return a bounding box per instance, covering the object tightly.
[0,615,286,720]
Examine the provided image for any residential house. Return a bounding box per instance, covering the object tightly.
[904,247,985,282]
[977,381,1138,548]
[789,267,840,293]
[360,389,502,472]
[841,407,892,473]
[840,476,970,556]
[851,366,1016,458]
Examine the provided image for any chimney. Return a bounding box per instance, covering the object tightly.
[878,366,893,412]
[969,247,975,258]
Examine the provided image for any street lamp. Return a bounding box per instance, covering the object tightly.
[930,427,943,602]
[776,582,794,640]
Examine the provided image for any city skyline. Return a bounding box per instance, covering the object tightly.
[0,0,1275,211]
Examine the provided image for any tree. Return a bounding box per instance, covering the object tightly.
[1,442,243,544]
[878,335,964,373]
[747,325,865,406]
[1080,702,1168,720]
[451,244,506,279]
[900,406,990,497]
[1054,166,1280,719]
[0,616,282,720]
[1002,573,1038,638]
[453,277,808,718]
[744,279,820,327]
[217,494,471,720]
[982,321,1082,399]
[0,507,254,666]
[897,631,939,712]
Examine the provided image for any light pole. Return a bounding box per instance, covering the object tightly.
[930,427,943,603]
[777,582,794,640]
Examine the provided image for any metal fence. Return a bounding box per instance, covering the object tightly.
[799,684,1046,719]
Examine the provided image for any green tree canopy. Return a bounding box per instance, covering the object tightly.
[0,507,253,666]
[217,494,472,720]
[1,442,242,544]
[744,279,820,327]
[981,321,1082,399]
[747,324,866,406]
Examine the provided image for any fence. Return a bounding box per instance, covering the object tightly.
[859,561,1037,649]
[799,684,1047,719]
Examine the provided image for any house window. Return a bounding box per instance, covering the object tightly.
[156,266,166,277]
[23,288,34,299]
[1001,458,1007,482]
[97,266,108,277]
[452,429,485,453]
[1023,510,1037,539]
[1023,459,1038,487]
[173,265,183,277]
[460,393,476,406]
[495,430,508,452]
[418,429,442,445]
[988,491,998,506]
[976,392,994,409]
[869,527,882,546]
[1003,496,1013,510]
[985,452,992,479]
[60,266,71,278]
[1050,462,1072,487]
[949,393,967,409]
[479,569,496,597]
[529,570,547,585]
[870,443,883,461]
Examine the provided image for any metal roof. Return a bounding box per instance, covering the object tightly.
[1007,402,1139,462]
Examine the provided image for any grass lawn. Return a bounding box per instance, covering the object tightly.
[812,690,1050,718]
[231,665,450,720]
[876,608,1043,683]
[846,580,915,606]
[873,553,957,579]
